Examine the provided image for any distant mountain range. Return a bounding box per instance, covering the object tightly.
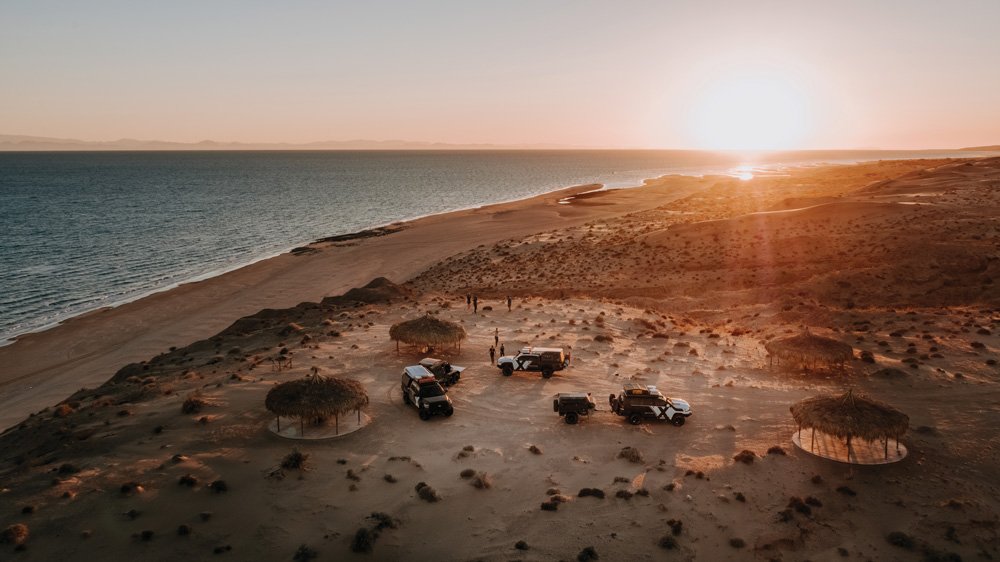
[0,134,575,151]
[3,134,998,152]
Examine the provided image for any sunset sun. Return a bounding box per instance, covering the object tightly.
[689,73,811,151]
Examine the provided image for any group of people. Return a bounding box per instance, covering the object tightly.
[466,293,513,313]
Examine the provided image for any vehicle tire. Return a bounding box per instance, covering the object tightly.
[565,412,579,425]
[419,409,431,421]
[444,408,454,417]
[608,394,616,409]
[402,391,411,405]
[553,399,560,413]
[628,413,642,425]
[502,364,513,377]
[542,368,553,379]
[671,415,686,426]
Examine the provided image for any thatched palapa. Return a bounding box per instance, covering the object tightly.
[765,331,853,369]
[265,369,368,435]
[389,314,466,352]
[790,390,909,463]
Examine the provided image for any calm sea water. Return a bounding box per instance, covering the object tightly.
[0,149,986,343]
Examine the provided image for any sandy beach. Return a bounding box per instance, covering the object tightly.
[1,158,998,560]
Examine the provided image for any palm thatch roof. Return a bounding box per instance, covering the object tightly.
[265,372,368,420]
[765,331,853,367]
[389,314,466,347]
[790,390,909,441]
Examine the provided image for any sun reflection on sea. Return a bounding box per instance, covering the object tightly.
[733,164,755,181]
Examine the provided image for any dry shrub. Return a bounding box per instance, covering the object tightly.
[182,394,208,414]
[459,469,476,479]
[618,446,644,464]
[667,519,683,535]
[766,446,786,456]
[578,488,606,499]
[54,403,75,418]
[615,490,634,500]
[886,531,915,550]
[788,496,811,515]
[415,482,440,502]
[733,450,756,464]
[658,535,677,549]
[120,481,143,495]
[0,524,28,545]
[209,480,228,493]
[528,444,542,455]
[350,528,375,553]
[281,450,309,470]
[540,501,558,511]
[836,485,857,496]
[178,474,198,487]
[471,473,492,489]
[730,538,746,548]
[577,546,599,561]
[293,544,318,561]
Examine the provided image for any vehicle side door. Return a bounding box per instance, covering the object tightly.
[518,354,539,370]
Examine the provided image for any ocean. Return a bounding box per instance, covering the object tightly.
[0,149,987,343]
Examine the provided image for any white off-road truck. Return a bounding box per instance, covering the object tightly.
[609,383,691,426]
[497,347,569,378]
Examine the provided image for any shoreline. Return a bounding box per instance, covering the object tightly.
[3,150,990,346]
[0,176,713,430]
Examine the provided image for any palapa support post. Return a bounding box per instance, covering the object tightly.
[810,427,815,452]
[276,416,280,432]
[335,413,339,436]
[846,434,853,463]
[884,436,889,460]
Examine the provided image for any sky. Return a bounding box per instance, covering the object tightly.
[1,0,999,150]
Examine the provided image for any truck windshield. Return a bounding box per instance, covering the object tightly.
[419,384,444,397]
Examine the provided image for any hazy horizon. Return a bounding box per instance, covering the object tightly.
[2,1,999,150]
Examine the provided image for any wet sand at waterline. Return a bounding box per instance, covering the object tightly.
[1,158,998,560]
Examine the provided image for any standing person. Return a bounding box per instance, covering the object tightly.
[494,328,499,348]
[473,295,478,314]
[499,343,505,357]
[506,295,512,311]
[466,293,471,309]
[489,345,495,364]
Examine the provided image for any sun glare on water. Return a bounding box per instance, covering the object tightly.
[689,73,810,151]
